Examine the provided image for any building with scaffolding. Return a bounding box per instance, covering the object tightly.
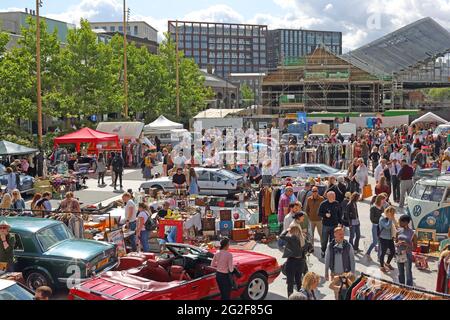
[262,17,450,115]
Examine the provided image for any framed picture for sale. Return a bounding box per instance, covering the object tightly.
[416,228,437,242]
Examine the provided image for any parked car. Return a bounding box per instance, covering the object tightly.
[0,279,35,300]
[140,167,244,196]
[68,243,281,301]
[433,123,450,138]
[0,173,34,194]
[276,164,347,179]
[5,217,118,291]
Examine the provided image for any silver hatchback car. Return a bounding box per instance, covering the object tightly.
[140,167,244,196]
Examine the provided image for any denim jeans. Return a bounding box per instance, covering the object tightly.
[397,252,413,286]
[139,230,150,252]
[349,224,361,250]
[278,238,286,249]
[366,224,379,255]
[321,225,336,253]
[129,220,137,252]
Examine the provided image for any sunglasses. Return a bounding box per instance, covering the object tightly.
[0,226,9,230]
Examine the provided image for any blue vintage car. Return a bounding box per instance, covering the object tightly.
[5,217,118,291]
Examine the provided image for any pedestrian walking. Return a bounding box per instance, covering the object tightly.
[95,153,107,186]
[318,191,343,258]
[324,227,355,283]
[395,214,417,286]
[123,192,137,252]
[369,146,380,176]
[379,206,397,273]
[142,153,153,181]
[279,225,307,297]
[389,159,401,203]
[111,152,125,191]
[346,192,361,252]
[398,160,414,208]
[364,194,386,261]
[211,238,234,300]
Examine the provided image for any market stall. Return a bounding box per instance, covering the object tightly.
[0,140,38,157]
[53,127,121,156]
[143,115,185,145]
[411,112,448,127]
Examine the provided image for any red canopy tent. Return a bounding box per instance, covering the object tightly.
[54,127,120,155]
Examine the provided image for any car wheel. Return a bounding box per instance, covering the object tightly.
[26,271,53,291]
[242,272,268,301]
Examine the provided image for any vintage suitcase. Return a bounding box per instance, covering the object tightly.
[202,218,216,231]
[219,220,233,232]
[219,210,232,221]
[234,220,246,229]
[231,228,249,242]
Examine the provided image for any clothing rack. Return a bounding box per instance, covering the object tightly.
[355,272,450,299]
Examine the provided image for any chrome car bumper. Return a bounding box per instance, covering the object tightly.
[57,261,118,284]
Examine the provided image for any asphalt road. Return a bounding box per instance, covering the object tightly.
[47,166,439,300]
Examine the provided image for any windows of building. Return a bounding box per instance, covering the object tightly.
[110,26,115,32]
[118,26,123,32]
[134,25,138,35]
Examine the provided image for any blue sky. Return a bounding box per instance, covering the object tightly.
[2,0,450,51]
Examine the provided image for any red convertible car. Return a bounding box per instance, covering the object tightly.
[68,243,281,300]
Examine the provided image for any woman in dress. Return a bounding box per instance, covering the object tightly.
[188,168,199,195]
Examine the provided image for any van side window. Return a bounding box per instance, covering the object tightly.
[422,186,445,202]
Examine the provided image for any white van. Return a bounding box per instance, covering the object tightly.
[406,175,450,239]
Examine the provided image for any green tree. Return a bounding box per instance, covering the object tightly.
[59,19,123,119]
[240,83,254,107]
[427,88,450,102]
[0,32,8,57]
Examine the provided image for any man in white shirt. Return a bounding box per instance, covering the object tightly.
[389,159,402,203]
[389,147,403,161]
[374,159,387,183]
[123,192,137,251]
[173,151,187,169]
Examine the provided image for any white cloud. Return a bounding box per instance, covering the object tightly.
[324,4,333,12]
[183,4,244,23]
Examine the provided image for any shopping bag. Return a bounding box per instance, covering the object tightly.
[362,185,373,199]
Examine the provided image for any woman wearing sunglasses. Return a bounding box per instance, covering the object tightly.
[0,220,15,272]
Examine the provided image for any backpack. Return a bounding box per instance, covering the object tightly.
[143,211,157,231]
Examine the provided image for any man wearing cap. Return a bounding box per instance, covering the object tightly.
[278,186,294,224]
[0,221,15,272]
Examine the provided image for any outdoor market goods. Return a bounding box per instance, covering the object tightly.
[202,218,216,231]
[363,185,373,199]
[219,210,232,221]
[231,228,250,242]
[234,220,246,229]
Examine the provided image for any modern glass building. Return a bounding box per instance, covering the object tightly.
[267,29,342,69]
[168,20,268,78]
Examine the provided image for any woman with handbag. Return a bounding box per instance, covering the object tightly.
[211,237,234,300]
[378,206,397,273]
[279,224,307,298]
[395,214,417,286]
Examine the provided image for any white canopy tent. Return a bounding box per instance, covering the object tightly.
[411,112,448,126]
[143,115,183,134]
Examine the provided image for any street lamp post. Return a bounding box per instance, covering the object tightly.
[123,0,129,119]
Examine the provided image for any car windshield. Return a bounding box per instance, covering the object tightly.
[0,283,34,300]
[170,245,210,257]
[218,170,241,179]
[319,164,339,173]
[36,224,73,252]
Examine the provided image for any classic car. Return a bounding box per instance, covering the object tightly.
[276,163,348,179]
[0,279,35,300]
[140,167,245,196]
[5,217,118,291]
[0,173,34,194]
[68,243,281,301]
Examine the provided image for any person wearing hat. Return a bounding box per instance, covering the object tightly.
[0,221,15,272]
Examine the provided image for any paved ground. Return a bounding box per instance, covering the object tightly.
[44,166,439,300]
